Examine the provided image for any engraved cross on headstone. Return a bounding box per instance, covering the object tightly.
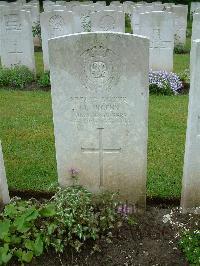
[81,128,121,187]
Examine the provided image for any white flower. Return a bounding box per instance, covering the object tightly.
[162,214,171,224]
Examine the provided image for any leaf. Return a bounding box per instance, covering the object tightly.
[0,244,12,264]
[10,235,21,245]
[39,205,56,217]
[22,251,33,263]
[14,216,31,233]
[0,220,10,240]
[4,204,18,217]
[24,208,39,222]
[47,223,57,234]
[33,235,43,257]
[24,240,34,251]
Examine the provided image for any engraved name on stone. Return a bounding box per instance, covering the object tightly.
[70,96,129,127]
[5,14,21,31]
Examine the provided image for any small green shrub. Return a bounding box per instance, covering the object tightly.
[32,22,41,41]
[37,71,50,87]
[0,186,122,265]
[0,68,10,87]
[179,230,200,265]
[149,83,174,96]
[179,68,190,84]
[174,44,190,54]
[0,66,35,89]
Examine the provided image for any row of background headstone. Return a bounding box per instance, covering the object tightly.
[0,0,191,72]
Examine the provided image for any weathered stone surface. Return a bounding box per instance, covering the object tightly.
[191,1,200,16]
[41,10,73,70]
[181,40,200,214]
[0,9,35,71]
[192,12,200,42]
[173,4,188,45]
[22,4,40,46]
[91,10,125,32]
[73,4,95,32]
[44,4,66,12]
[139,11,174,71]
[131,5,146,34]
[0,141,10,205]
[49,32,149,210]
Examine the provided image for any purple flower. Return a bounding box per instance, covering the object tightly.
[149,70,183,94]
[68,167,80,178]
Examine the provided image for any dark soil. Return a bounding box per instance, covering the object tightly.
[9,206,190,266]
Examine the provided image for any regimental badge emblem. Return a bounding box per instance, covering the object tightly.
[80,44,121,91]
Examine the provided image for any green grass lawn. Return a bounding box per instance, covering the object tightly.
[0,90,188,198]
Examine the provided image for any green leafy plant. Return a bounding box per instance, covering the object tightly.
[0,186,122,265]
[0,199,54,264]
[179,230,200,265]
[0,66,35,89]
[179,68,190,84]
[179,68,190,94]
[174,43,190,54]
[37,71,50,88]
[32,22,41,41]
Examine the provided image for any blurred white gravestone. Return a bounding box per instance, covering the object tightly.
[0,9,35,71]
[173,5,188,45]
[49,32,149,210]
[192,12,200,42]
[91,10,125,32]
[0,141,10,205]
[22,4,41,46]
[191,2,200,17]
[44,4,66,12]
[181,40,200,214]
[139,11,174,71]
[73,4,95,32]
[41,10,73,71]
[131,5,146,34]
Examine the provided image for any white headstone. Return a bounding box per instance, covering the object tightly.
[0,141,10,205]
[22,4,40,25]
[191,12,200,42]
[43,0,55,12]
[131,6,145,34]
[49,32,149,210]
[123,1,135,17]
[181,40,200,214]
[173,5,188,45]
[0,9,35,71]
[41,10,73,71]
[191,2,200,16]
[91,10,125,32]
[93,2,107,12]
[152,3,164,11]
[139,11,174,71]
[109,3,124,12]
[56,1,66,6]
[44,4,66,11]
[22,4,40,46]
[73,4,95,32]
